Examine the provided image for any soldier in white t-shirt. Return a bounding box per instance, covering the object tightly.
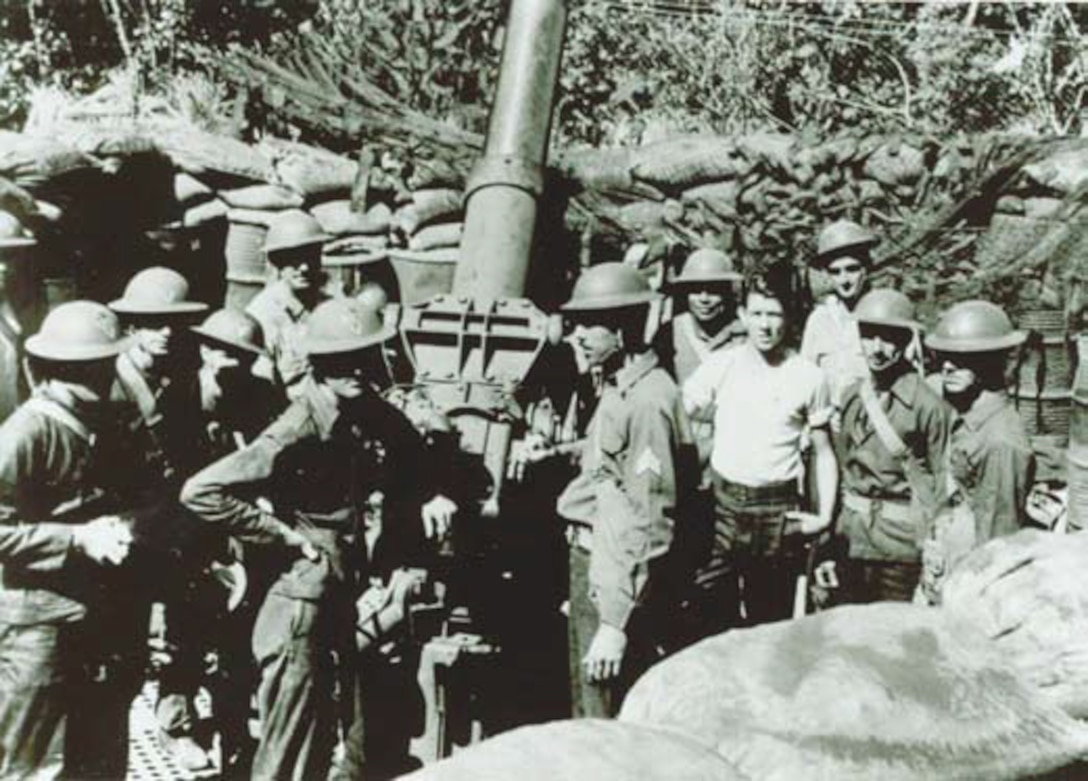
[684,271,838,628]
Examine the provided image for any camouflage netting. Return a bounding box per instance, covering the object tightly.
[399,718,748,781]
[4,86,1088,326]
[619,602,1088,780]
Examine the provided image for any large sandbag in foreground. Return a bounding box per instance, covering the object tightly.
[620,603,1088,780]
[399,719,747,781]
[940,529,1088,719]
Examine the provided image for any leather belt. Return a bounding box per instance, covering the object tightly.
[715,477,799,504]
[843,492,912,523]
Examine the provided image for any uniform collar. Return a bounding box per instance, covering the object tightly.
[883,369,919,410]
[299,376,342,441]
[609,351,659,396]
[961,389,1008,431]
[682,313,744,351]
[262,280,306,321]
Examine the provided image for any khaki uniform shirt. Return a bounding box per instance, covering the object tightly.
[246,281,312,394]
[801,297,869,420]
[558,353,691,630]
[950,390,1035,543]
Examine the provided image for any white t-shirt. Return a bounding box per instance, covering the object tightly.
[800,297,869,410]
[683,342,832,487]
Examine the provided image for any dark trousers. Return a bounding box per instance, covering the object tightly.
[843,559,923,604]
[0,620,141,779]
[696,476,804,635]
[250,592,339,781]
[567,546,658,719]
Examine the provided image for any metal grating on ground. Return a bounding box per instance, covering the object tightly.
[127,681,220,781]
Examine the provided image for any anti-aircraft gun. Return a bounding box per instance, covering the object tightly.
[379,0,576,763]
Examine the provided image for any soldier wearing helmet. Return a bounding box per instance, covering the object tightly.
[0,301,142,777]
[836,289,953,604]
[683,268,836,629]
[246,210,332,396]
[919,300,1035,603]
[801,220,878,427]
[182,297,460,780]
[555,262,694,717]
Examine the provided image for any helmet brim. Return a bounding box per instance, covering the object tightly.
[25,333,131,362]
[857,315,920,332]
[303,324,396,356]
[109,300,210,317]
[925,330,1027,353]
[0,237,37,250]
[264,234,331,259]
[560,290,660,312]
[811,239,878,268]
[671,272,743,288]
[191,326,264,357]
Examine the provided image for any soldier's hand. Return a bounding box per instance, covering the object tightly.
[281,527,320,562]
[74,516,133,566]
[785,510,832,536]
[421,495,457,540]
[583,623,627,683]
[507,433,554,481]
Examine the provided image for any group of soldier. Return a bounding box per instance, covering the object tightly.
[0,204,1037,780]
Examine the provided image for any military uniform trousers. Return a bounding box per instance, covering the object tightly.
[839,496,923,604]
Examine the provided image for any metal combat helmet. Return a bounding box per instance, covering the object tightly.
[110,267,209,317]
[672,248,743,287]
[192,309,265,356]
[263,210,330,263]
[925,300,1026,353]
[854,289,920,332]
[25,301,129,362]
[302,298,394,356]
[560,263,660,313]
[813,219,878,267]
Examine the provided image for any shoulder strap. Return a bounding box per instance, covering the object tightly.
[858,380,909,460]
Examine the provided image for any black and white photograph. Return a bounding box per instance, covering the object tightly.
[0,0,1086,778]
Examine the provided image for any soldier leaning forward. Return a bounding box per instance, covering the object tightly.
[181,298,458,781]
[556,263,696,719]
[836,290,952,604]
[919,300,1036,604]
[0,302,146,779]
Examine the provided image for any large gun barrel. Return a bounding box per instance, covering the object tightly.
[452,0,568,300]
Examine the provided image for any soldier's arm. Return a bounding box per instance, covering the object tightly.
[682,348,728,422]
[590,402,679,631]
[0,419,77,571]
[973,439,1035,542]
[180,403,312,545]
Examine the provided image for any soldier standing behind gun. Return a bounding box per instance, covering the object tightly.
[837,290,952,603]
[556,262,694,718]
[181,297,458,781]
[801,220,877,427]
[919,300,1036,603]
[0,301,140,778]
[246,210,331,397]
[684,270,838,628]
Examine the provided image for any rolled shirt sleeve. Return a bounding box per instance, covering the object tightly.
[181,403,313,545]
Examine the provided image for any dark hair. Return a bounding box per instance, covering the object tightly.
[742,267,794,314]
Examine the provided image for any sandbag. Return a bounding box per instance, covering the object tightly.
[156,127,274,183]
[219,183,304,211]
[325,234,390,254]
[408,222,462,251]
[630,136,741,189]
[0,131,95,187]
[682,181,740,219]
[265,140,357,199]
[411,188,462,226]
[311,200,392,236]
[737,131,796,173]
[621,603,1088,780]
[941,529,1088,719]
[863,142,927,187]
[399,719,747,781]
[174,172,214,205]
[183,198,229,228]
[1023,147,1088,195]
[407,158,466,190]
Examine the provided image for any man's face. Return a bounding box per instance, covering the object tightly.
[687,286,733,326]
[826,255,868,305]
[314,348,387,399]
[570,319,622,369]
[936,353,979,396]
[740,292,786,354]
[860,324,909,374]
[272,249,322,294]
